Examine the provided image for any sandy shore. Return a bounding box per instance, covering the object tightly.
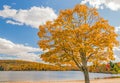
[1,78,120,83]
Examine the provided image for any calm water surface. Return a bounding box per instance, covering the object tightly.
[0,71,120,81]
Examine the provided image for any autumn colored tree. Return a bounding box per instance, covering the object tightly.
[38,4,119,83]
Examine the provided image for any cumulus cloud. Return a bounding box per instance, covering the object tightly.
[6,20,23,25]
[81,0,120,11]
[113,47,120,62]
[0,5,57,28]
[112,26,120,62]
[0,38,43,62]
[115,26,120,33]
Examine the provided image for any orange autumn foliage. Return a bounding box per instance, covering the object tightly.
[38,4,119,83]
[38,4,118,65]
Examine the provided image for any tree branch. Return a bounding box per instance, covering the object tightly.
[87,53,94,62]
[62,47,83,71]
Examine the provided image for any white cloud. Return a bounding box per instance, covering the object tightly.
[113,47,120,62]
[81,0,120,11]
[0,5,57,28]
[115,26,120,33]
[107,1,120,11]
[6,20,23,25]
[112,26,120,62]
[0,38,43,62]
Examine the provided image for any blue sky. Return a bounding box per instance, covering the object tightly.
[0,0,120,62]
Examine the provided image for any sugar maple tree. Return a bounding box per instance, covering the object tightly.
[38,4,119,83]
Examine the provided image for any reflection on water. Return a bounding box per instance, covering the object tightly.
[0,71,120,81]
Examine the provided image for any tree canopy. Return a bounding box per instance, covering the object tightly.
[38,4,118,66]
[38,4,119,83]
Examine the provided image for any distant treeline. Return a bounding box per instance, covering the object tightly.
[88,61,120,74]
[0,60,78,71]
[1,60,120,73]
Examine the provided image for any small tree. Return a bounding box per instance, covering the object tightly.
[38,4,119,83]
[0,66,4,71]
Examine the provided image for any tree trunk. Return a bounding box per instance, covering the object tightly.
[72,51,90,83]
[83,66,90,83]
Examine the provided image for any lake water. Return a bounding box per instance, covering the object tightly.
[0,71,120,82]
